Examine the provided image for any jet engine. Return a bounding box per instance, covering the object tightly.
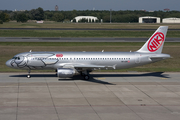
[57,68,76,78]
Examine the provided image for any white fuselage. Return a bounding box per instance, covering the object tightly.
[6,51,170,71]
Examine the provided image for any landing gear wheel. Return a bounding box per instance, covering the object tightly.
[27,74,31,78]
[27,69,31,78]
[84,75,89,80]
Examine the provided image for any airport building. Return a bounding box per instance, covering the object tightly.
[71,16,98,23]
[162,18,180,23]
[139,16,160,23]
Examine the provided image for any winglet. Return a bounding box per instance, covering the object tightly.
[137,26,168,54]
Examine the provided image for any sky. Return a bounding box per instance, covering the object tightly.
[1,0,180,11]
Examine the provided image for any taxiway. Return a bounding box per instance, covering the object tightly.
[1,72,180,120]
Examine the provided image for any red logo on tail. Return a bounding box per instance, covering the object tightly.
[147,32,164,52]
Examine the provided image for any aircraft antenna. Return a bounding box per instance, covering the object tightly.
[102,50,104,52]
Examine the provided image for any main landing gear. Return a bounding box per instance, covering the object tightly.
[81,70,90,80]
[84,75,90,80]
[27,69,31,78]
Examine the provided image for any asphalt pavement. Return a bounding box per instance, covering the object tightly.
[1,72,180,120]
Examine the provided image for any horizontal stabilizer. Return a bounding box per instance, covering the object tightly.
[149,54,170,61]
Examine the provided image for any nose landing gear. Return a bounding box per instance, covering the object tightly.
[27,69,31,78]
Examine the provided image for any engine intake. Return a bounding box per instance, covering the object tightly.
[57,68,75,78]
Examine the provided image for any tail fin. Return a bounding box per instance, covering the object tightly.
[137,26,168,53]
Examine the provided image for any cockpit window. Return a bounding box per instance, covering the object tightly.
[12,57,20,60]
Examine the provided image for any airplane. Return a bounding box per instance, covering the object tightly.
[6,26,170,80]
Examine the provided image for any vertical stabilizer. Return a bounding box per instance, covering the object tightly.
[137,26,168,53]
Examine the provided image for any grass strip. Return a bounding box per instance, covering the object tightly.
[1,30,180,37]
[1,23,180,29]
[0,42,146,46]
[1,42,180,47]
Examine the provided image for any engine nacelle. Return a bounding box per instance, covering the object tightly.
[57,68,76,78]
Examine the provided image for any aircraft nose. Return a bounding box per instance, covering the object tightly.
[6,60,12,68]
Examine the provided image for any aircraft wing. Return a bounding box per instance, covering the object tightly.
[59,63,116,69]
[73,64,105,68]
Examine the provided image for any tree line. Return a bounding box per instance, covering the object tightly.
[1,7,180,23]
